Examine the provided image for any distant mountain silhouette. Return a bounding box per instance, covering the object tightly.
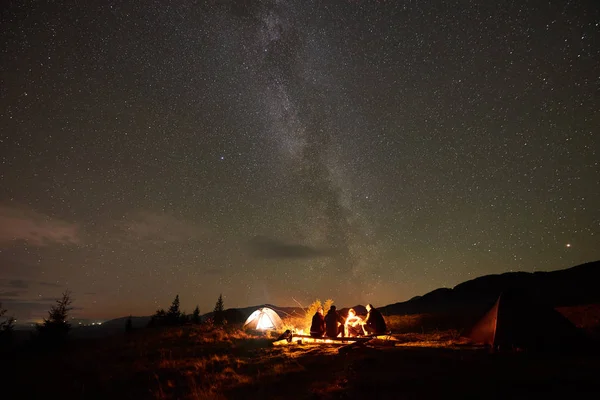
[56,260,600,338]
[71,316,150,338]
[380,260,600,317]
[203,304,305,324]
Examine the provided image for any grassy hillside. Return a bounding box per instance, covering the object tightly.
[3,310,600,399]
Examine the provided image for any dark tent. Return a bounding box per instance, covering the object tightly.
[468,290,587,352]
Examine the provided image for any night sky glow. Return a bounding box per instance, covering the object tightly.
[1,0,599,322]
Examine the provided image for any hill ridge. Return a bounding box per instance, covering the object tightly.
[76,260,600,331]
[380,260,600,316]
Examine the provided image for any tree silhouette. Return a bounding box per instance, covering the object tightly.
[148,308,166,327]
[0,303,15,347]
[192,305,201,324]
[36,290,73,344]
[303,298,334,331]
[166,294,181,325]
[213,294,225,326]
[0,303,15,332]
[125,315,133,333]
[180,312,190,324]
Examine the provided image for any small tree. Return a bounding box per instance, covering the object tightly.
[125,315,133,333]
[148,309,166,327]
[0,303,15,332]
[37,290,73,343]
[166,295,181,325]
[213,294,225,326]
[191,305,201,324]
[304,299,322,330]
[0,303,15,346]
[304,298,334,331]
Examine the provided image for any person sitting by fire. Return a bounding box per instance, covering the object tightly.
[310,306,325,338]
[324,305,345,338]
[344,308,366,337]
[363,303,387,335]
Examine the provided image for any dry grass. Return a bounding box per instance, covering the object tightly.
[385,314,425,332]
[4,312,600,400]
[557,304,600,338]
[4,326,279,399]
[391,330,468,346]
[4,323,357,399]
[281,314,306,332]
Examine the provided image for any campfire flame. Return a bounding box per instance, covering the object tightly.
[274,307,368,345]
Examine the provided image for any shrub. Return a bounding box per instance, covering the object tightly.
[303,299,333,331]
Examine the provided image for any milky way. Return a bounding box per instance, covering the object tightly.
[249,1,377,297]
[1,0,598,322]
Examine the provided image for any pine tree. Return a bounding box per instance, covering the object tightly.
[167,295,181,325]
[192,305,201,324]
[37,290,73,343]
[213,294,225,326]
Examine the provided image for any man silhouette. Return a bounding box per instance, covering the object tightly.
[310,307,325,338]
[364,304,387,335]
[324,305,345,338]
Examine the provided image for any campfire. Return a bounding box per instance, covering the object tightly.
[344,308,367,337]
[269,300,391,347]
[274,306,373,346]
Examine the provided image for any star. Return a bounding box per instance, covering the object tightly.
[0,0,597,322]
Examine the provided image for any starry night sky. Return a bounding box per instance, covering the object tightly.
[1,0,599,322]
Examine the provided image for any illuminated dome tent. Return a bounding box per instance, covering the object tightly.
[243,307,283,331]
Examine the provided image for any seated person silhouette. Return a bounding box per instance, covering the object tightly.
[363,303,387,335]
[325,305,345,338]
[310,307,325,338]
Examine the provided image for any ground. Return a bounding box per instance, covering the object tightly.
[3,324,600,399]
